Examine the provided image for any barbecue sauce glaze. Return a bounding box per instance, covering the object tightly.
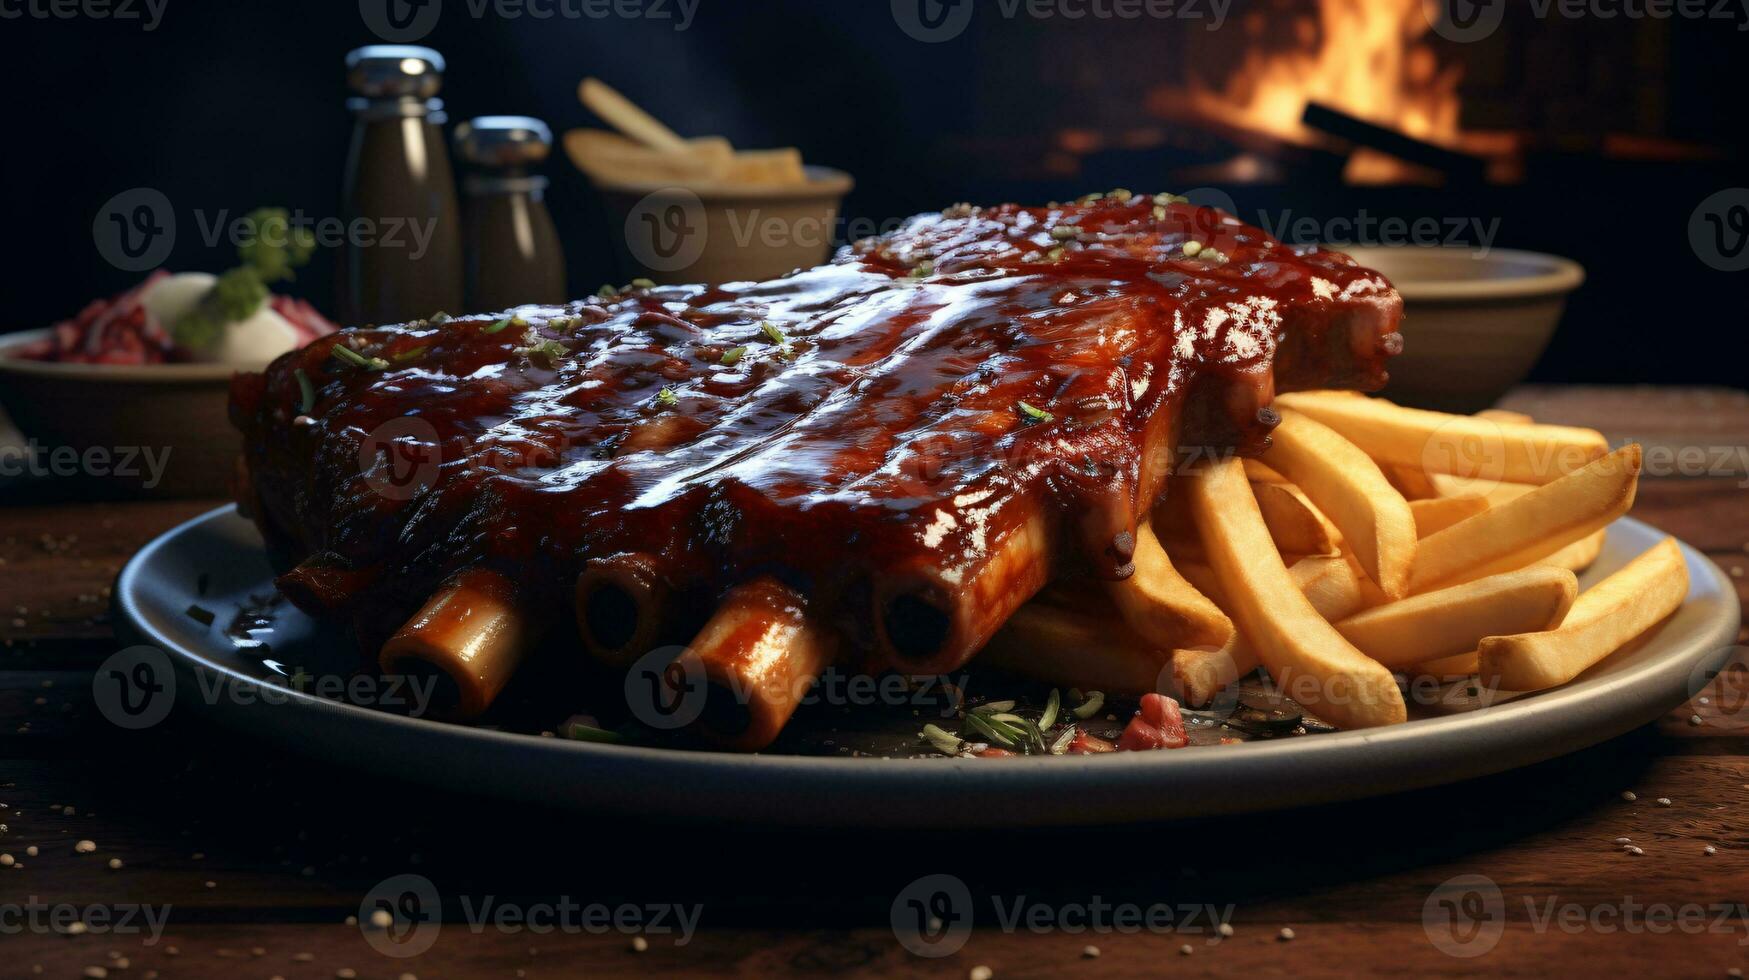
[231,195,1402,658]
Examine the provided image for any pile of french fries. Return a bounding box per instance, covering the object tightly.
[564,77,809,188]
[988,392,1690,730]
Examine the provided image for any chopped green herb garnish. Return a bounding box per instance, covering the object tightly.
[562,721,624,744]
[964,711,1018,748]
[1050,225,1080,241]
[392,345,428,363]
[973,700,1017,715]
[908,260,934,279]
[482,316,512,335]
[516,339,568,366]
[1017,401,1053,425]
[921,723,963,757]
[1039,688,1061,731]
[655,387,679,408]
[1049,727,1076,755]
[293,368,315,414]
[1152,205,1168,221]
[630,277,656,289]
[170,207,317,351]
[596,284,620,299]
[1183,241,1204,258]
[429,311,452,325]
[1071,690,1105,720]
[1046,246,1066,262]
[1108,188,1133,202]
[719,345,748,366]
[758,321,793,359]
[329,344,388,370]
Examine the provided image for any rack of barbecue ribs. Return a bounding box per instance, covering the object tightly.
[229,192,1403,748]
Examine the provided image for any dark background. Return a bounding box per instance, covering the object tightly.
[1,0,1744,385]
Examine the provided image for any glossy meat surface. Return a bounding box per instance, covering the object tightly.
[231,195,1402,655]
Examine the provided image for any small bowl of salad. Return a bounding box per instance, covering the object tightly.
[0,209,337,497]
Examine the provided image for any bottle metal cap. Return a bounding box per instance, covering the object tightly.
[454,116,554,168]
[346,46,445,100]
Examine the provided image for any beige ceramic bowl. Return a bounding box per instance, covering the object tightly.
[594,166,854,285]
[0,329,239,497]
[1341,246,1585,413]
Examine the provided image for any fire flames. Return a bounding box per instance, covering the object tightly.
[1176,0,1466,183]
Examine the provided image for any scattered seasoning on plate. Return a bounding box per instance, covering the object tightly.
[1279,927,1296,941]
[1625,845,1645,856]
[1081,945,1100,958]
[1179,944,1193,955]
[630,937,649,953]
[1657,797,1673,807]
[1705,845,1718,856]
[1621,791,1638,802]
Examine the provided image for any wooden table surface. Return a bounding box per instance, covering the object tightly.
[2,386,1746,979]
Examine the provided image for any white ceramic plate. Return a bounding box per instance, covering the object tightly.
[113,506,1739,828]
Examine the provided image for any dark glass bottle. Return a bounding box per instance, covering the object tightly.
[338,46,464,326]
[455,116,568,311]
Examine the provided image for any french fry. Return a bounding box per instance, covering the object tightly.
[1409,445,1642,594]
[578,77,690,152]
[724,147,808,185]
[1414,651,1480,679]
[1105,523,1233,650]
[1537,528,1607,573]
[1476,408,1534,425]
[1184,459,1407,728]
[1242,459,1288,483]
[1172,556,1367,706]
[1478,538,1689,691]
[1429,472,1536,506]
[1383,464,1439,500]
[1275,391,1609,485]
[1410,495,1490,538]
[1260,409,1418,598]
[1340,553,1393,608]
[1332,566,1578,669]
[984,599,1170,695]
[1253,481,1340,556]
[563,129,734,184]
